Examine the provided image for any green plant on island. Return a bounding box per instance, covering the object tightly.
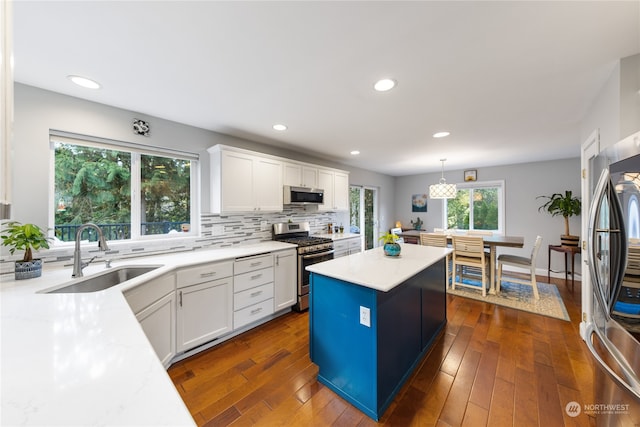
[379,231,399,245]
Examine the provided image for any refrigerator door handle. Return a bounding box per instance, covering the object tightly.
[586,324,640,399]
[588,168,628,316]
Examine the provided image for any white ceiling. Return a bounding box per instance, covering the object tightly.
[12,1,640,176]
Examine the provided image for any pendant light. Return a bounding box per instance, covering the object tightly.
[429,159,457,199]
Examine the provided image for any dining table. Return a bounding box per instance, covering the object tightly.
[399,230,525,294]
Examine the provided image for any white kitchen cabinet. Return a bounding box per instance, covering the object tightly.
[348,236,362,255]
[233,254,274,329]
[209,146,283,213]
[176,276,233,353]
[333,236,362,258]
[254,156,284,211]
[333,239,349,258]
[124,274,176,368]
[274,249,296,310]
[283,162,319,188]
[333,171,349,210]
[318,169,349,211]
[136,292,176,368]
[176,261,234,353]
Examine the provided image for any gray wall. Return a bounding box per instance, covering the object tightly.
[14,84,214,225]
[12,83,392,229]
[394,158,581,273]
[581,53,640,149]
[620,54,640,142]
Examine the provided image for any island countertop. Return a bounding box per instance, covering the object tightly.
[306,243,451,292]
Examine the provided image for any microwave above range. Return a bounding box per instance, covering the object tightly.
[283,185,324,205]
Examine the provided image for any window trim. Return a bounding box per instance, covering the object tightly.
[442,179,505,234]
[49,131,200,245]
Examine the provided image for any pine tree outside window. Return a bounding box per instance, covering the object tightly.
[443,181,505,233]
[51,132,199,242]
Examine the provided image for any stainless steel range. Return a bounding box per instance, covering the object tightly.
[273,221,334,311]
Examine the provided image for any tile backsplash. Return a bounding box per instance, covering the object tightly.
[0,207,345,275]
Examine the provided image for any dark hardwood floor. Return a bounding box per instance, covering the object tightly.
[168,276,595,426]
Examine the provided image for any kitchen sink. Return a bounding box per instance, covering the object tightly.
[44,265,162,293]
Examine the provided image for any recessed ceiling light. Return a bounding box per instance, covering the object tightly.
[67,75,101,89]
[350,150,360,155]
[433,131,451,138]
[273,124,287,131]
[373,78,396,92]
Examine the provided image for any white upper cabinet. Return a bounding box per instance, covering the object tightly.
[333,171,349,211]
[253,156,284,211]
[209,145,347,213]
[318,169,349,211]
[209,146,283,213]
[283,162,319,188]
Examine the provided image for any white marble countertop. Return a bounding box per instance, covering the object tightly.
[0,241,295,426]
[306,243,451,292]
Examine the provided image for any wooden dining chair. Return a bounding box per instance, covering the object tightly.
[452,235,489,296]
[496,235,543,299]
[420,232,451,284]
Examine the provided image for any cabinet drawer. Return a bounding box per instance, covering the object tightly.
[348,238,362,249]
[234,254,273,275]
[234,267,273,293]
[334,241,348,251]
[234,283,273,311]
[234,298,274,330]
[177,261,233,288]
[124,274,175,314]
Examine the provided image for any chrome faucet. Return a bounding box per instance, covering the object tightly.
[72,223,110,278]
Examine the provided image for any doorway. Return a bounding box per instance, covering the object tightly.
[350,185,379,250]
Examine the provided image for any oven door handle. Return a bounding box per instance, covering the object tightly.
[301,250,334,260]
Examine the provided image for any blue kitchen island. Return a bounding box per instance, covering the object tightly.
[306,244,450,421]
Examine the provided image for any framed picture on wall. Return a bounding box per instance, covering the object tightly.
[464,170,477,182]
[412,194,428,212]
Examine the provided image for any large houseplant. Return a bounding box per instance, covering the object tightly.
[1,221,51,279]
[537,190,581,246]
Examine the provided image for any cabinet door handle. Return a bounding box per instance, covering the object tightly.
[179,291,183,307]
[250,262,262,267]
[250,290,263,297]
[200,272,216,278]
[250,307,263,315]
[251,273,262,280]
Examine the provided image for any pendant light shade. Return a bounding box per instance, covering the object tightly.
[429,159,457,199]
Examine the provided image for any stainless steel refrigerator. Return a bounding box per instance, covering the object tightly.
[586,130,640,425]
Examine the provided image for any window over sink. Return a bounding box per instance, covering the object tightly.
[50,131,199,242]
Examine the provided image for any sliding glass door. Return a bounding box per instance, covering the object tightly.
[350,185,379,249]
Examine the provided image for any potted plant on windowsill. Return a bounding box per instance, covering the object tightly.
[1,221,52,280]
[379,231,401,257]
[537,190,581,247]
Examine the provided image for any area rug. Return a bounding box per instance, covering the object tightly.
[446,278,570,321]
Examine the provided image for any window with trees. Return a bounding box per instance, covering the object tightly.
[51,133,199,242]
[444,181,504,233]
